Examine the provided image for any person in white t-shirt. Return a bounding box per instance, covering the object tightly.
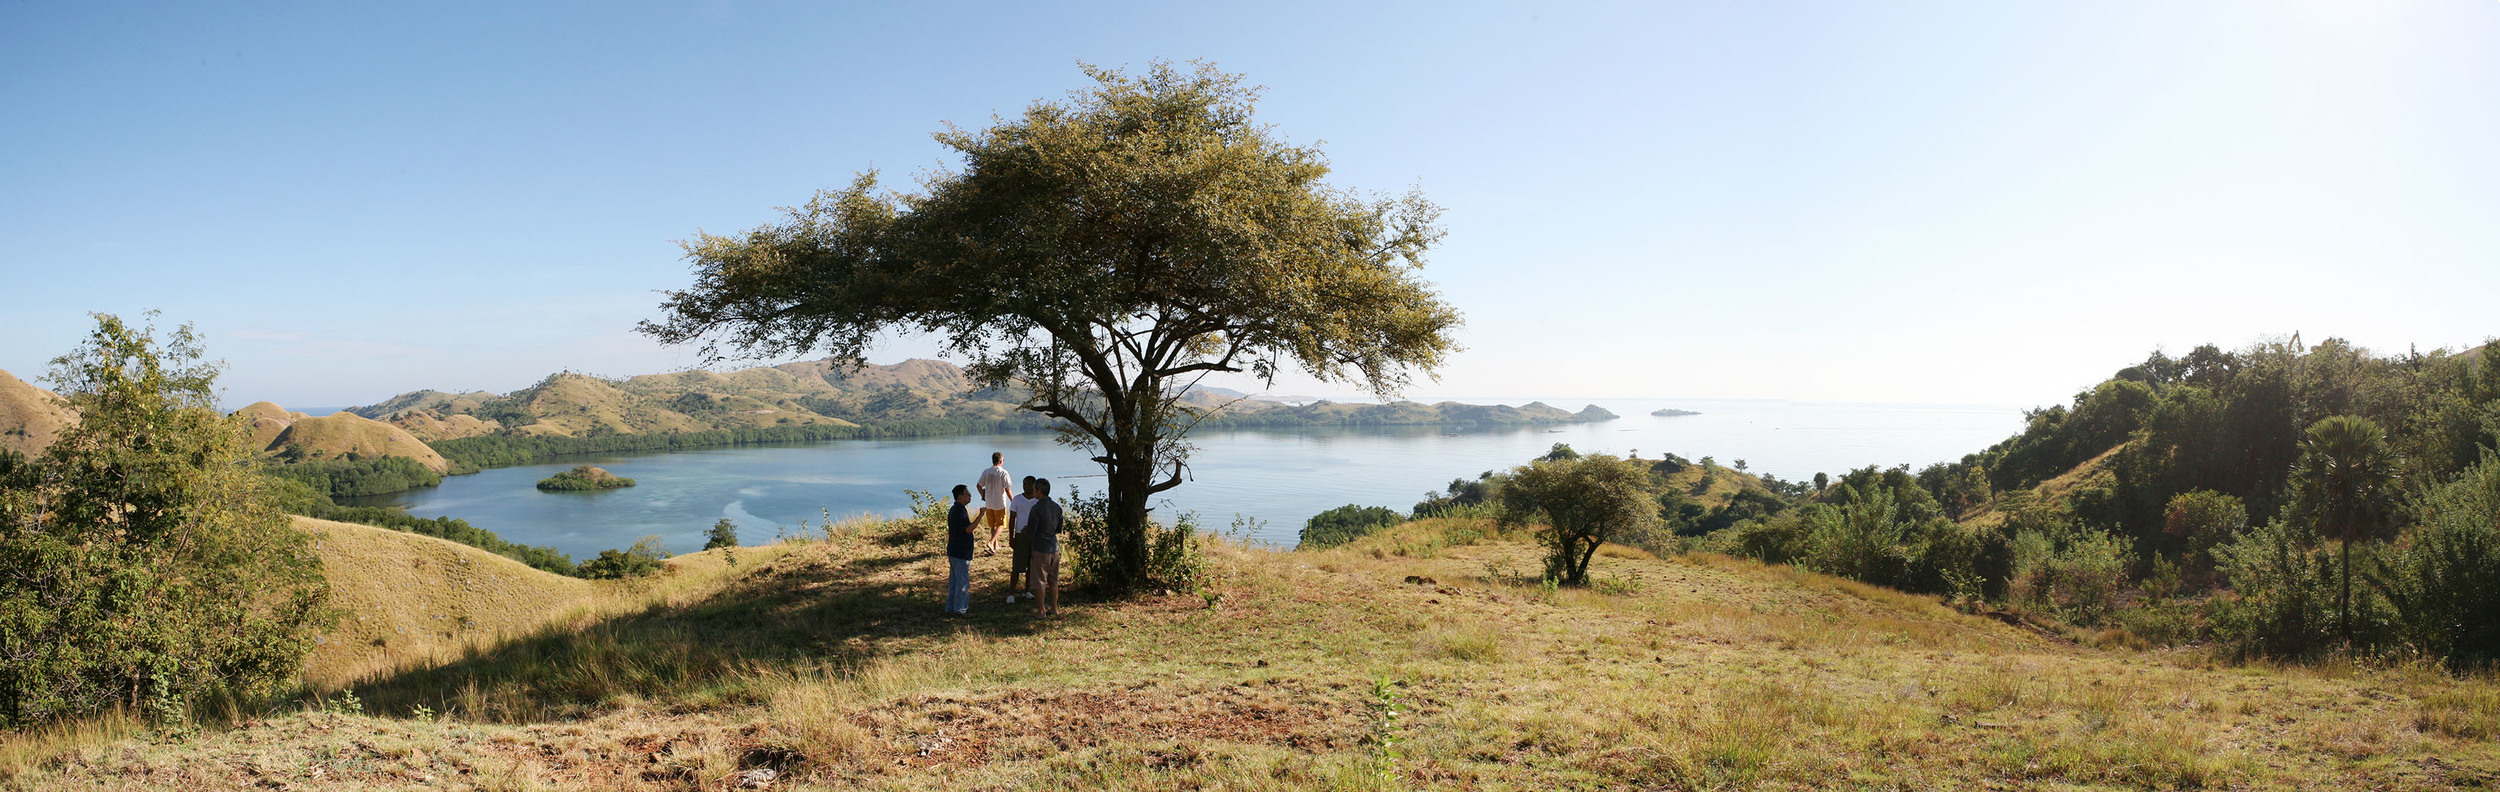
[975,452,1013,556]
[1006,475,1038,602]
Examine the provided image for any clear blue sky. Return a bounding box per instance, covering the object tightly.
[4,1,2493,409]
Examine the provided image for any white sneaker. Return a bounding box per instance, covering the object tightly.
[1005,594,1017,603]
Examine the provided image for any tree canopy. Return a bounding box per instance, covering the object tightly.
[0,314,331,728]
[642,62,1462,588]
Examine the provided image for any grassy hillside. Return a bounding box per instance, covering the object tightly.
[296,517,601,687]
[0,369,74,458]
[9,517,2494,790]
[266,411,451,473]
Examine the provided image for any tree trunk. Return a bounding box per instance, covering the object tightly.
[1104,448,1154,589]
[2340,534,2352,645]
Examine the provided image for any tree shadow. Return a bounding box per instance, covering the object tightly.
[346,540,1077,722]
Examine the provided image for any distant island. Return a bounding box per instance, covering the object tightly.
[1652,408,1702,417]
[536,465,635,492]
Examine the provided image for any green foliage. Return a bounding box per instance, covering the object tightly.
[2212,519,2342,660]
[260,476,577,575]
[2006,524,2132,627]
[2161,489,2247,583]
[2291,414,2399,644]
[534,465,635,491]
[578,536,670,579]
[1298,504,1404,550]
[704,518,740,551]
[262,455,442,499]
[1499,454,1660,586]
[639,62,1460,592]
[1804,490,1913,586]
[2379,454,2500,671]
[1540,443,1579,462]
[1060,487,1209,592]
[0,314,332,728]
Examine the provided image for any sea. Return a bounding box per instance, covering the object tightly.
[342,397,2023,558]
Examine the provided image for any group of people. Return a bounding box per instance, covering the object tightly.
[942,451,1063,618]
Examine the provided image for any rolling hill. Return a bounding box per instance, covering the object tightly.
[241,404,450,474]
[349,358,1614,442]
[0,370,74,458]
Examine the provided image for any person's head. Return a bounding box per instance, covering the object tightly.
[991,451,1004,465]
[1035,478,1052,498]
[951,484,970,504]
[1021,475,1037,496]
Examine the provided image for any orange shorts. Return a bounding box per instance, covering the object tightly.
[979,508,1009,529]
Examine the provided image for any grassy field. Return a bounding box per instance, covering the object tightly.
[6,517,2497,790]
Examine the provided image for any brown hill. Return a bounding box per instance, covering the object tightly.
[296,517,598,687]
[0,369,75,457]
[266,411,451,473]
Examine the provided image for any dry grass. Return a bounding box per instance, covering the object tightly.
[7,516,2499,790]
[0,368,74,458]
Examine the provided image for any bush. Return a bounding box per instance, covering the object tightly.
[2162,489,2247,585]
[2381,455,2500,670]
[1061,487,1208,592]
[2210,519,2340,660]
[1803,489,1913,587]
[2007,524,2131,627]
[1299,504,1404,549]
[578,536,670,579]
[0,315,332,728]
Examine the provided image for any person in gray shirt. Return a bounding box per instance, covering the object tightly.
[1023,478,1066,617]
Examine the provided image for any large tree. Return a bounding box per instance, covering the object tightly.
[641,62,1461,589]
[1499,454,1660,587]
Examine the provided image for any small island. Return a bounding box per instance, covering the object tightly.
[1651,408,1702,417]
[536,465,635,491]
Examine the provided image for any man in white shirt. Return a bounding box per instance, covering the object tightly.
[976,452,1013,556]
[1006,475,1038,601]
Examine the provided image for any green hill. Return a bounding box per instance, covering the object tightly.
[10,517,2493,790]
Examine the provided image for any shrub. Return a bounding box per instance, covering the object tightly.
[1062,488,1208,592]
[704,518,740,550]
[2210,519,2338,660]
[2007,524,2131,627]
[1299,504,1404,549]
[2163,489,2247,585]
[578,536,670,579]
[2380,455,2500,670]
[1803,489,1913,587]
[0,315,332,728]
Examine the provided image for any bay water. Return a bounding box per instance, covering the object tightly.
[346,398,2023,558]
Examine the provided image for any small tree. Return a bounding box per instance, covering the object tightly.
[2291,415,2398,643]
[1499,454,1659,586]
[704,518,739,550]
[641,62,1459,591]
[0,314,331,728]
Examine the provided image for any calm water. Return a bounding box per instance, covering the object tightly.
[347,398,2022,558]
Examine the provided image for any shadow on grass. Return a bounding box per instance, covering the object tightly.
[348,540,1082,723]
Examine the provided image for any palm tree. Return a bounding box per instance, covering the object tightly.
[2292,415,2398,644]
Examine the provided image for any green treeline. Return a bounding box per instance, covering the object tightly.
[430,418,1051,475]
[1706,338,2500,670]
[260,476,577,575]
[261,455,442,499]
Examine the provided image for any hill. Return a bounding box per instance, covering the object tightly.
[14,517,2491,790]
[0,370,74,458]
[294,517,601,687]
[351,358,1612,442]
[246,406,450,474]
